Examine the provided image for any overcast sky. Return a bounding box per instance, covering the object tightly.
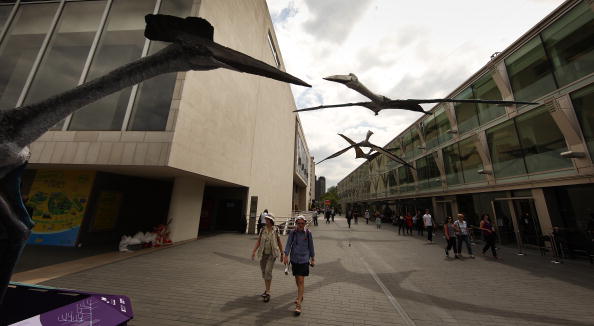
[266,0,565,188]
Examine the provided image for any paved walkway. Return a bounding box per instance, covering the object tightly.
[39,217,594,326]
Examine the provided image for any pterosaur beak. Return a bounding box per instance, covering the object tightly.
[144,14,311,87]
[323,74,355,84]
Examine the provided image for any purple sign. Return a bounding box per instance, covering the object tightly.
[7,284,133,326]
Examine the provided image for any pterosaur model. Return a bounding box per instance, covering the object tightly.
[316,130,414,169]
[0,14,310,304]
[294,73,537,115]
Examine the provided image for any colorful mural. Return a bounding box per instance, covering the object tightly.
[26,170,96,246]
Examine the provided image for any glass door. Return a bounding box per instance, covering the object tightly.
[514,199,542,247]
[491,200,518,246]
[491,197,543,251]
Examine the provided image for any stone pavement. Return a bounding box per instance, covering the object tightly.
[40,217,594,326]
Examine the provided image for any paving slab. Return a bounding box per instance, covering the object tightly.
[39,216,594,326]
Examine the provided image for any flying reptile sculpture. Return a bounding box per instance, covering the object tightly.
[0,14,310,305]
[316,130,414,169]
[294,73,537,116]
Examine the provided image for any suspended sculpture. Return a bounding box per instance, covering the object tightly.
[0,14,310,305]
[316,130,414,169]
[294,73,537,115]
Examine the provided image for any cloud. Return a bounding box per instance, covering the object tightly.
[302,0,374,44]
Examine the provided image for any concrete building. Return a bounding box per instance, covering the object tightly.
[315,176,326,202]
[338,0,594,257]
[0,0,312,247]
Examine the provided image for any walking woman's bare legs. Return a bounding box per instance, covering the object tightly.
[265,280,271,293]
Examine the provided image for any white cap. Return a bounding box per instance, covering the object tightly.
[295,215,306,222]
[265,213,275,223]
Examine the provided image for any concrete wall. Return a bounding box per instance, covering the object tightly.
[168,0,300,218]
[168,176,205,242]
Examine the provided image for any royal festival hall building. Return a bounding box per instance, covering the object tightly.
[0,0,313,247]
[337,0,594,257]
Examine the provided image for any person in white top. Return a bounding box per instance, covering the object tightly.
[258,209,268,234]
[422,209,435,243]
[454,213,474,258]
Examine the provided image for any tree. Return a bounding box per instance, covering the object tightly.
[320,186,340,208]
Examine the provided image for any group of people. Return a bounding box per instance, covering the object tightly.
[396,209,436,242]
[443,213,498,259]
[252,210,315,315]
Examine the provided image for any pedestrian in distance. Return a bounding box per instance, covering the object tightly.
[312,210,318,226]
[398,215,405,235]
[412,213,418,234]
[283,215,315,315]
[346,209,352,228]
[479,213,498,259]
[257,209,268,235]
[375,214,382,229]
[331,207,335,222]
[251,214,284,302]
[325,209,331,224]
[416,210,424,236]
[454,213,474,258]
[444,216,459,258]
[354,211,359,224]
[364,209,370,224]
[423,209,435,243]
[405,212,414,235]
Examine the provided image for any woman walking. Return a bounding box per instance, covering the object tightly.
[283,215,315,315]
[444,216,458,258]
[251,214,284,302]
[479,213,498,259]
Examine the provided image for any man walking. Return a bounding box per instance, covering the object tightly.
[364,209,370,224]
[423,209,435,243]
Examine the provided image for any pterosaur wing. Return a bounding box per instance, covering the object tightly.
[338,134,367,158]
[316,145,355,165]
[294,101,374,112]
[368,144,415,170]
[387,98,538,106]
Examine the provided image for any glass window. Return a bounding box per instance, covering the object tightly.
[398,165,414,193]
[23,1,106,130]
[0,5,13,36]
[572,83,594,156]
[486,120,527,178]
[427,152,441,188]
[127,0,193,131]
[423,115,438,150]
[0,3,58,110]
[473,73,506,124]
[443,143,463,185]
[388,169,397,192]
[267,31,280,68]
[505,37,557,102]
[516,106,571,173]
[458,136,484,183]
[454,87,479,134]
[411,127,422,157]
[69,0,156,131]
[541,2,594,87]
[435,107,452,144]
[416,156,428,190]
[403,130,413,158]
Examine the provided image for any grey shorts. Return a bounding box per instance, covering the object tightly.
[260,254,275,280]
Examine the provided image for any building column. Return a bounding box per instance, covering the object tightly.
[167,176,205,242]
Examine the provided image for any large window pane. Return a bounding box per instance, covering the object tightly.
[398,165,414,193]
[403,130,413,158]
[458,137,484,183]
[542,2,594,87]
[435,107,452,144]
[516,106,571,173]
[473,73,506,124]
[24,1,106,130]
[69,0,155,131]
[128,0,193,131]
[454,87,479,134]
[426,153,441,188]
[505,37,557,102]
[443,143,463,185]
[423,115,438,149]
[0,3,58,110]
[411,127,422,157]
[487,120,527,178]
[416,156,428,189]
[572,84,594,156]
[0,5,13,35]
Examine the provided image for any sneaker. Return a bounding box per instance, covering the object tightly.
[445,249,449,257]
[470,255,475,259]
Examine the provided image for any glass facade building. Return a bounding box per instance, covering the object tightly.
[338,0,594,258]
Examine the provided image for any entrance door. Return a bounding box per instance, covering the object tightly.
[435,201,453,225]
[216,199,243,232]
[491,198,543,249]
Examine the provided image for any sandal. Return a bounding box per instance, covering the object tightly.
[263,293,270,302]
[260,291,268,298]
[294,302,301,315]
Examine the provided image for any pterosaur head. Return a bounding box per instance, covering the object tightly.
[323,73,358,85]
[144,14,311,87]
[365,130,374,142]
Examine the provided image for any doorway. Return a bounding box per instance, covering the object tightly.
[491,197,543,250]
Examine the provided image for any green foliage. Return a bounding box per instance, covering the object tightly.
[320,186,340,207]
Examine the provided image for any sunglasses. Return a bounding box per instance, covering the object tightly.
[296,222,306,225]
